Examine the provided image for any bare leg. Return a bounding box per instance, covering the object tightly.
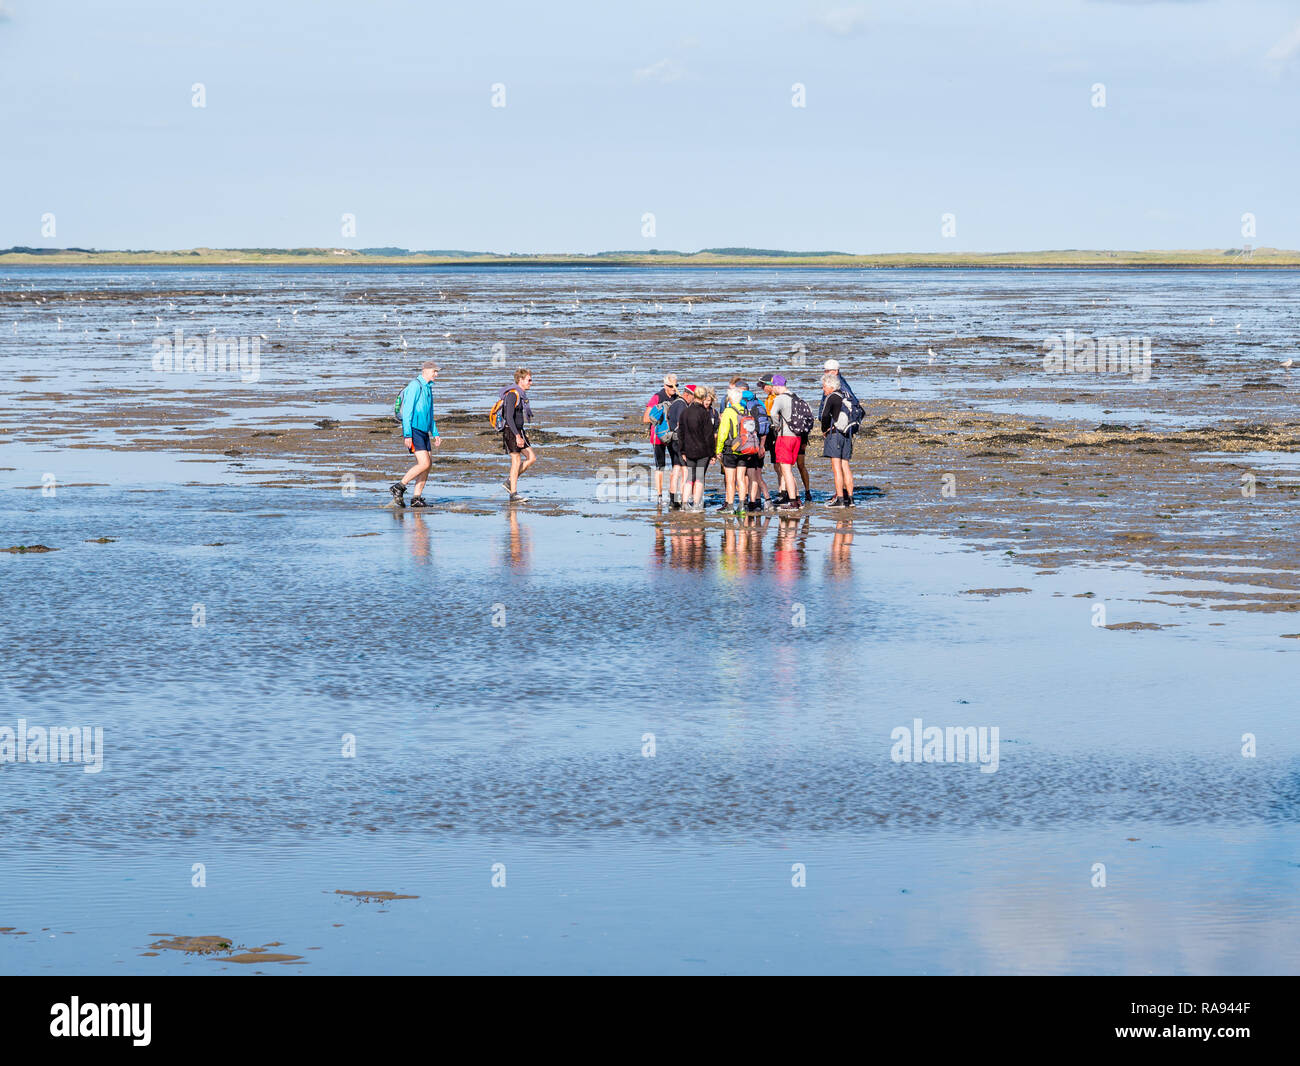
[830,461,846,499]
[402,451,432,493]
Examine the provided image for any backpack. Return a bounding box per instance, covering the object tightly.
[786,393,814,435]
[730,411,764,456]
[845,393,866,434]
[748,399,772,438]
[490,387,520,431]
[666,396,687,434]
[393,393,403,421]
[650,400,675,444]
[833,390,865,434]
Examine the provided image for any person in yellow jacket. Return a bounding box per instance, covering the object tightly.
[714,386,747,514]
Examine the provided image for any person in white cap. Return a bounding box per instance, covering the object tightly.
[819,359,859,419]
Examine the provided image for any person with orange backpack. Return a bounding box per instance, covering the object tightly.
[491,368,535,502]
[715,385,763,515]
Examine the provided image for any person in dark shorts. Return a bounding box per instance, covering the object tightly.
[500,368,535,502]
[714,385,749,515]
[389,360,442,508]
[642,373,680,505]
[677,384,716,512]
[819,372,855,508]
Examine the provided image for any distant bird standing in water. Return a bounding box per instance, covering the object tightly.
[400,335,409,348]
[928,348,936,364]
[1283,359,1294,369]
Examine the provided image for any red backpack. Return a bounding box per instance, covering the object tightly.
[731,411,764,455]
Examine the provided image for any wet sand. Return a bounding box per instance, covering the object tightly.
[2,267,1297,976]
[4,278,1295,619]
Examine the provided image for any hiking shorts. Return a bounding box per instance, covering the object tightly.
[798,432,810,457]
[503,426,530,454]
[654,441,684,469]
[720,453,742,470]
[409,428,432,453]
[823,429,853,460]
[774,436,800,465]
[684,457,710,482]
[743,453,764,470]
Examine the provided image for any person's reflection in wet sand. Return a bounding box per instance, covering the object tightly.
[652,522,709,571]
[499,506,532,572]
[392,508,433,562]
[720,513,770,575]
[826,517,854,578]
[771,513,810,582]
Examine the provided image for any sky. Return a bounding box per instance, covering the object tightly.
[1,0,1299,253]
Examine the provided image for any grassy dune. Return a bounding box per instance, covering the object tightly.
[1,247,1297,268]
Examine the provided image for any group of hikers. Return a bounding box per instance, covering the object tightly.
[387,359,864,512]
[641,359,865,513]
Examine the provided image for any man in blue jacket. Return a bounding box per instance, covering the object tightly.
[389,361,441,508]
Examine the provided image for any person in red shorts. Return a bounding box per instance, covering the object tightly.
[768,375,802,511]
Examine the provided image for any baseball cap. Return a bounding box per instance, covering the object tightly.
[823,359,839,371]
[422,360,440,370]
[771,374,787,387]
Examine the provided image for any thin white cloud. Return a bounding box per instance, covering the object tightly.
[813,6,872,38]
[1265,19,1300,71]
[634,58,685,83]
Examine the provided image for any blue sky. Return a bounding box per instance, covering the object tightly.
[2,0,1299,252]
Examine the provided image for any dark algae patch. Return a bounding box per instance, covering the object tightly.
[149,934,233,955]
[147,934,305,965]
[334,889,419,902]
[3,544,56,553]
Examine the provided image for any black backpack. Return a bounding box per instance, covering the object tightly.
[786,393,814,435]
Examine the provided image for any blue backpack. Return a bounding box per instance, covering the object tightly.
[748,399,772,438]
[650,401,676,443]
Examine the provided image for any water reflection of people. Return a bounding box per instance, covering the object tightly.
[720,513,770,575]
[771,514,811,580]
[653,520,709,570]
[826,517,854,578]
[500,506,532,572]
[393,508,433,561]
[648,512,827,578]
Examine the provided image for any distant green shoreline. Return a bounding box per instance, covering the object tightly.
[2,247,1297,268]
